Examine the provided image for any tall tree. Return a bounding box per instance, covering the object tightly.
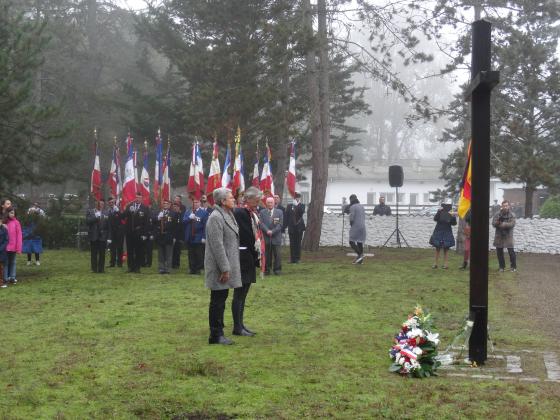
[433,0,560,217]
[0,0,69,195]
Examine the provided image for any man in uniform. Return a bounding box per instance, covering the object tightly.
[107,197,124,267]
[123,191,150,273]
[183,198,208,275]
[285,192,305,263]
[86,198,111,273]
[156,199,177,274]
[171,202,185,268]
[260,196,283,275]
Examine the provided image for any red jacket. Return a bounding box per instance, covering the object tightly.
[6,218,22,253]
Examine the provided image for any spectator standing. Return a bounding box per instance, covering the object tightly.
[184,199,208,275]
[373,196,392,216]
[285,192,305,263]
[460,210,471,270]
[24,203,45,266]
[429,203,457,269]
[0,218,8,288]
[259,196,283,275]
[4,208,22,283]
[86,199,111,273]
[156,199,177,274]
[205,187,242,345]
[345,194,367,264]
[492,200,517,272]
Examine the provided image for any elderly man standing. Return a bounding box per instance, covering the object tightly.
[205,187,241,345]
[233,186,262,336]
[260,196,283,275]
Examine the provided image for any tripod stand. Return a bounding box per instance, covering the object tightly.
[382,186,409,248]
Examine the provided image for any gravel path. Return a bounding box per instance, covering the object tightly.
[514,253,560,338]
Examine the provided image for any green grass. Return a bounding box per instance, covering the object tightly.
[1,248,558,419]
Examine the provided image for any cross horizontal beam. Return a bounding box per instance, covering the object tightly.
[464,71,500,101]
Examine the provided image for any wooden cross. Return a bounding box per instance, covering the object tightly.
[464,20,500,364]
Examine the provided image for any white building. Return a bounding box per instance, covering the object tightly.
[301,159,445,207]
[300,159,525,208]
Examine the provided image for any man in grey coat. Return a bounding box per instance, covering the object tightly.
[345,194,366,264]
[260,196,284,275]
[204,188,242,345]
[492,199,517,272]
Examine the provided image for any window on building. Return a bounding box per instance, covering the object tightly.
[397,193,405,203]
[423,193,430,203]
[367,192,376,205]
[385,193,395,203]
[410,193,418,205]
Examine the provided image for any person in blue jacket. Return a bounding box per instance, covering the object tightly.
[184,198,209,275]
[0,218,8,288]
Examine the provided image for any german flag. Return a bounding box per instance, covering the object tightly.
[458,142,472,219]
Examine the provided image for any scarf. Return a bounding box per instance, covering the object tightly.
[244,204,266,277]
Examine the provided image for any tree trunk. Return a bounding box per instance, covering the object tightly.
[274,40,291,200]
[301,0,329,252]
[524,184,535,218]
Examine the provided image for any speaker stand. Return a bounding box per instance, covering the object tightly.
[382,186,409,248]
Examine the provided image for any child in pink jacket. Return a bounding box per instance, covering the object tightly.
[5,208,22,284]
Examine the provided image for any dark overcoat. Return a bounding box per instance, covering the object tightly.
[234,207,259,285]
[492,210,516,248]
[86,209,111,242]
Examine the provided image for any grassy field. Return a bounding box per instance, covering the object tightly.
[1,248,559,419]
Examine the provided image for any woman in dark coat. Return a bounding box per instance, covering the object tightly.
[232,186,262,337]
[429,202,457,269]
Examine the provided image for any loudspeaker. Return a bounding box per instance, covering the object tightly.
[389,165,404,187]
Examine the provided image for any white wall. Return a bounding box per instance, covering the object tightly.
[317,214,560,254]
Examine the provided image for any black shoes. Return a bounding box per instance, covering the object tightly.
[209,336,234,345]
[233,328,255,337]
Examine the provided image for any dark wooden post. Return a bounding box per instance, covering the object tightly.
[465,20,499,364]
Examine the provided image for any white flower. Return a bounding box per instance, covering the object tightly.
[426,331,440,346]
[408,328,423,338]
[404,317,419,328]
[410,359,420,369]
[413,347,423,355]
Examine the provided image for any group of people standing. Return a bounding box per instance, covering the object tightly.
[85,187,306,345]
[86,192,210,275]
[429,199,517,272]
[204,187,306,345]
[1,199,46,288]
[342,194,517,273]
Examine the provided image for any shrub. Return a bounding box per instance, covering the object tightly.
[539,195,560,219]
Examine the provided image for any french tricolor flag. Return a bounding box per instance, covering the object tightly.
[259,143,274,199]
[122,133,137,208]
[140,144,151,206]
[206,141,221,206]
[286,141,297,198]
[90,142,102,201]
[221,142,232,189]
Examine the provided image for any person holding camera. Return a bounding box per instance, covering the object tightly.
[492,200,517,272]
[429,201,457,269]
